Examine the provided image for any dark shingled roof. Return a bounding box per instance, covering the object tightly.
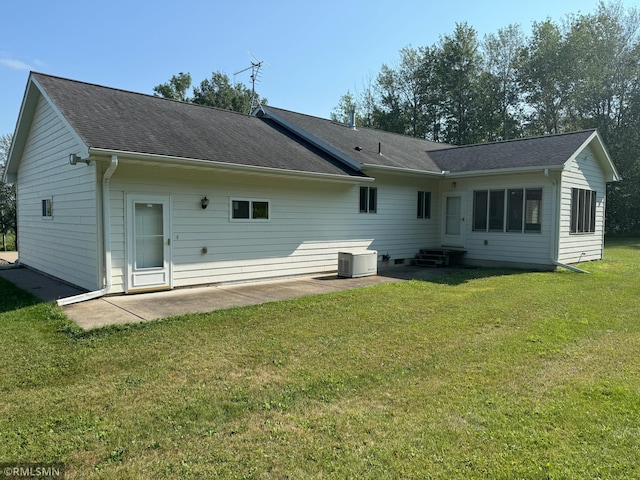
[25,74,605,180]
[31,73,364,178]
[263,107,450,173]
[263,106,598,174]
[430,130,596,173]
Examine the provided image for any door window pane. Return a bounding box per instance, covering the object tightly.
[135,203,164,269]
[446,196,461,235]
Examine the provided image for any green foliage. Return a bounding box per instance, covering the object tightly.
[152,72,192,102]
[333,1,640,234]
[153,71,267,114]
[192,71,267,114]
[437,23,485,145]
[1,239,639,478]
[0,133,17,249]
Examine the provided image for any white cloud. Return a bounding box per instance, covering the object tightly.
[0,56,35,71]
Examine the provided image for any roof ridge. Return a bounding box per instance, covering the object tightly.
[30,71,258,119]
[438,129,598,151]
[265,105,452,147]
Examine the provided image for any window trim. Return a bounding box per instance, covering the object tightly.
[417,191,431,219]
[570,188,597,234]
[359,186,377,214]
[472,188,542,234]
[229,198,271,222]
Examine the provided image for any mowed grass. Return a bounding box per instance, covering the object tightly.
[1,239,639,479]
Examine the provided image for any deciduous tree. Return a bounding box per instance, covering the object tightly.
[0,134,16,251]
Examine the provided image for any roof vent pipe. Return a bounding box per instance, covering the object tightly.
[378,142,382,155]
[349,106,356,130]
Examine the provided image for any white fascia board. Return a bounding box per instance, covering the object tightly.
[443,165,564,178]
[30,76,90,159]
[88,147,373,184]
[259,107,363,172]
[5,76,40,181]
[564,130,620,182]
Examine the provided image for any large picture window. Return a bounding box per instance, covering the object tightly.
[570,188,597,234]
[473,188,542,233]
[359,186,377,213]
[231,199,270,221]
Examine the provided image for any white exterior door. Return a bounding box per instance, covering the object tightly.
[126,194,172,292]
[442,193,465,247]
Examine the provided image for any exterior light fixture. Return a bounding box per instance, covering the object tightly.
[201,196,209,209]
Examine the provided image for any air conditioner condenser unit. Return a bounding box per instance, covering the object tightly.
[338,250,378,278]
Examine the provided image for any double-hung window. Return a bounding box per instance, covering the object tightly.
[42,198,53,219]
[570,188,597,234]
[417,191,431,219]
[359,186,377,213]
[231,198,270,221]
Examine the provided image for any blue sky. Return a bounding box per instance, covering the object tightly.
[1,0,635,136]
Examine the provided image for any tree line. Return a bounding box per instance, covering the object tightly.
[332,1,640,234]
[0,133,16,250]
[153,71,267,114]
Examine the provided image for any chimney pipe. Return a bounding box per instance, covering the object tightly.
[349,105,356,130]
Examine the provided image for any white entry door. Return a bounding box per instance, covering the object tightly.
[442,193,465,247]
[126,194,172,293]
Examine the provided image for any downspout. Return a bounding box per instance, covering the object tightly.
[546,168,590,274]
[57,155,119,305]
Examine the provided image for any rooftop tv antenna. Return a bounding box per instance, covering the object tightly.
[234,52,267,114]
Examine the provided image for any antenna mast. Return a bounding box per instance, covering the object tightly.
[234,53,266,114]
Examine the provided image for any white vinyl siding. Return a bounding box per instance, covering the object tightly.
[15,95,99,290]
[442,174,554,268]
[107,165,440,292]
[558,145,607,263]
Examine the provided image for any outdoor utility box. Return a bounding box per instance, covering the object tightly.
[338,250,378,278]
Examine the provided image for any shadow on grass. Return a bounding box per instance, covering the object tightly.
[0,276,42,314]
[312,265,533,287]
[605,235,640,249]
[421,267,532,286]
[385,266,532,286]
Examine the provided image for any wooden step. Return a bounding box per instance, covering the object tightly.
[414,249,466,267]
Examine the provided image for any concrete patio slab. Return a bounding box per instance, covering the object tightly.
[0,263,459,330]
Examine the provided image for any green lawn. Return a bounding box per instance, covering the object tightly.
[1,239,639,479]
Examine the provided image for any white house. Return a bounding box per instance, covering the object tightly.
[3,73,619,302]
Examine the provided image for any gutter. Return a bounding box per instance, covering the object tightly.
[362,164,444,177]
[444,165,564,178]
[88,147,372,183]
[57,155,119,306]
